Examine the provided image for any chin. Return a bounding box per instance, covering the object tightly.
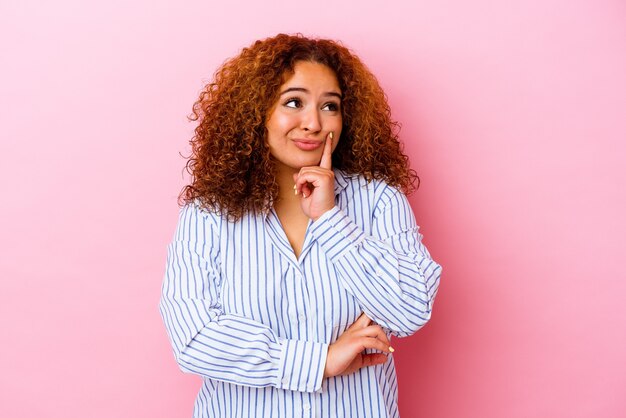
[272,153,323,172]
[295,158,322,169]
[281,154,319,168]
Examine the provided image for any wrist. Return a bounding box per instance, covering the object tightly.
[312,205,336,222]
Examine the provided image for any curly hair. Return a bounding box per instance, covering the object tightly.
[180,33,418,220]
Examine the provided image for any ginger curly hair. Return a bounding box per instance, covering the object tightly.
[180,33,418,220]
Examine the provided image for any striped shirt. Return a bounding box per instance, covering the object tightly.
[159,169,441,418]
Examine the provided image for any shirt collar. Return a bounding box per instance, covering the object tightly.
[333,168,351,196]
[261,168,352,220]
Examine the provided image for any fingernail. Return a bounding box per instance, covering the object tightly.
[329,131,334,140]
[295,188,298,195]
[388,346,395,353]
[293,184,297,190]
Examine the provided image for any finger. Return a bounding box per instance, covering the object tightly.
[293,172,313,197]
[351,313,371,329]
[296,167,333,180]
[301,182,314,199]
[355,325,390,346]
[294,170,332,196]
[297,166,332,175]
[357,337,392,353]
[294,177,316,198]
[360,353,388,368]
[319,131,333,170]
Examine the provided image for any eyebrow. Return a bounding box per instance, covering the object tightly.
[279,87,342,99]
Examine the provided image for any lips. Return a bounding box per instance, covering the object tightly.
[292,139,323,151]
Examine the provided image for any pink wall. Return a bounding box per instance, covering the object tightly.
[1,0,625,417]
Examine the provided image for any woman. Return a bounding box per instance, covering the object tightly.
[159,33,441,417]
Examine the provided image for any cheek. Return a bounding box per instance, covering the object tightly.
[328,114,342,131]
[267,112,297,136]
[332,124,343,152]
[332,121,343,140]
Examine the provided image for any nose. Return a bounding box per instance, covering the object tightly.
[301,107,322,133]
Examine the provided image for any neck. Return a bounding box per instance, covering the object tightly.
[274,162,300,206]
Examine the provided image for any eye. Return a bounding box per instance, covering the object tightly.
[284,98,302,109]
[322,102,340,112]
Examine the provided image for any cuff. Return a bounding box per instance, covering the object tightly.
[309,206,366,262]
[277,339,329,393]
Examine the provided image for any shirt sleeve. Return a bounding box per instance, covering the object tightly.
[308,185,442,337]
[159,203,328,393]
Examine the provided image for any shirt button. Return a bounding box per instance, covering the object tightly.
[375,267,383,277]
[303,404,311,410]
[299,314,306,321]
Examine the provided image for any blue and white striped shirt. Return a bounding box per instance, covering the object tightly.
[159,169,441,418]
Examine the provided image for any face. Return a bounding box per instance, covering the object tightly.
[265,61,343,172]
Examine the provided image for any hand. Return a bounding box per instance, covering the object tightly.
[323,313,394,378]
[293,132,336,221]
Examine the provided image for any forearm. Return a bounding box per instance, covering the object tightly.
[160,296,329,391]
[310,205,442,337]
[329,238,440,335]
[160,203,329,392]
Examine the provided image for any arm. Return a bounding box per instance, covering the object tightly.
[308,185,442,337]
[158,203,328,392]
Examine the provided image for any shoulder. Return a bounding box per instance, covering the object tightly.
[334,169,416,235]
[175,199,224,236]
[334,169,406,209]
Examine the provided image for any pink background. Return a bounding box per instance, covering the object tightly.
[1,0,625,417]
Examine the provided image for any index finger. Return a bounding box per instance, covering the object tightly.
[319,131,333,170]
[353,312,371,329]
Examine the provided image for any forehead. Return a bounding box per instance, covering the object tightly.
[280,61,341,92]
